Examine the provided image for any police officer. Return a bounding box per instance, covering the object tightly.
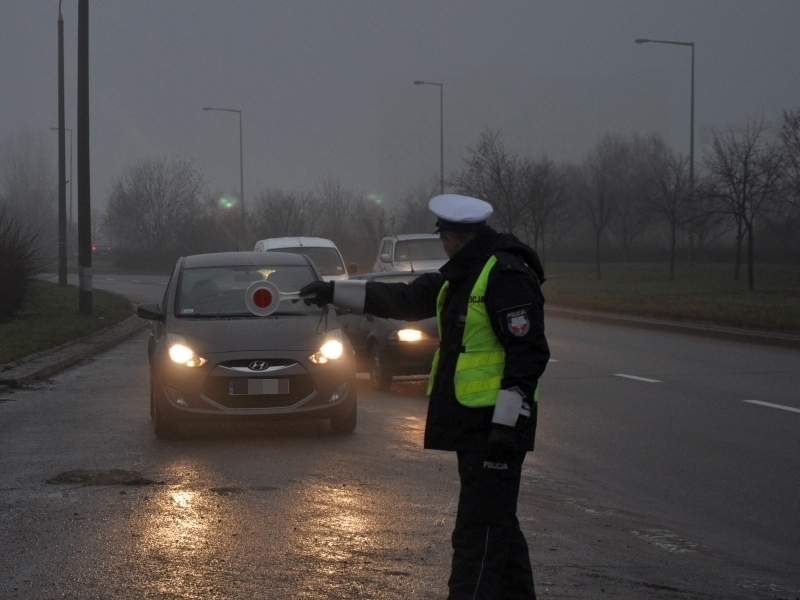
[300,194,549,599]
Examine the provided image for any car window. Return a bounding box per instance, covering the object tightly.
[270,247,344,276]
[176,264,319,317]
[394,239,447,262]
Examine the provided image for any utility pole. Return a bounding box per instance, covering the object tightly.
[56,1,67,285]
[77,0,92,313]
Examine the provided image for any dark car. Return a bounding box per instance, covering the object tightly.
[338,271,439,391]
[137,251,357,439]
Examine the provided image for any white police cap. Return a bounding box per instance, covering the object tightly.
[428,194,493,232]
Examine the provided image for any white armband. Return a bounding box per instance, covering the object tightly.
[333,280,367,314]
[492,388,524,427]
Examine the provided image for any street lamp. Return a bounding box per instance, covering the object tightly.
[202,107,244,214]
[55,0,67,285]
[635,38,695,199]
[413,81,444,195]
[50,127,73,227]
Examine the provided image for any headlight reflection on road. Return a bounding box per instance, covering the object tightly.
[298,482,372,572]
[140,488,210,555]
[135,474,222,595]
[391,415,427,453]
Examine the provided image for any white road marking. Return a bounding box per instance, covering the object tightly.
[614,374,661,383]
[548,359,558,362]
[743,400,800,414]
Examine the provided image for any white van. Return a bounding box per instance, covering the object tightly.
[253,237,352,281]
[372,233,448,272]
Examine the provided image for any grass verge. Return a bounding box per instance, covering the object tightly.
[0,280,134,365]
[544,263,800,332]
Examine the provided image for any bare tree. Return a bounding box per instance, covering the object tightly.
[106,157,205,255]
[315,175,357,241]
[451,130,524,236]
[251,189,318,240]
[518,155,569,265]
[0,131,56,259]
[581,134,629,279]
[646,137,692,279]
[606,134,655,258]
[393,181,439,234]
[780,108,800,208]
[347,194,391,268]
[0,204,46,318]
[702,118,784,290]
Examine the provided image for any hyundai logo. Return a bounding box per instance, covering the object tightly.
[248,360,269,371]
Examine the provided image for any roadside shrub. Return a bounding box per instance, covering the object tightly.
[0,206,45,320]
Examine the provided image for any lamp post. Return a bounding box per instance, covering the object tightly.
[56,1,67,285]
[50,127,73,228]
[202,107,244,214]
[77,0,91,313]
[413,81,444,195]
[635,38,695,200]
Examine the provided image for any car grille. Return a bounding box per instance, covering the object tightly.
[202,374,315,409]
[217,358,297,370]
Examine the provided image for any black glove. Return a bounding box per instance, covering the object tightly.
[486,424,520,460]
[299,281,334,307]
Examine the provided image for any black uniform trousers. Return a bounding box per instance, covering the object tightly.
[447,450,535,600]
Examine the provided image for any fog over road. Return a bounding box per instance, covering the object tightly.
[1,280,798,598]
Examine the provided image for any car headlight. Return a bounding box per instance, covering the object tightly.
[308,331,345,364]
[389,329,425,342]
[167,334,207,367]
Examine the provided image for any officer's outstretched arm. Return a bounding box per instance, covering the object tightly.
[301,274,440,320]
[299,280,366,313]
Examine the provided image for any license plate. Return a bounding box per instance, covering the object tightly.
[229,379,290,395]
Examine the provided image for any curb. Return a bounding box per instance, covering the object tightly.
[545,306,800,350]
[0,315,148,387]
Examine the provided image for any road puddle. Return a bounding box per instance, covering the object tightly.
[46,468,161,486]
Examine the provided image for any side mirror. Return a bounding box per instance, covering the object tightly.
[347,263,358,275]
[380,253,391,263]
[137,303,164,321]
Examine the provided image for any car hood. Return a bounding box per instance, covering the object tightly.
[168,315,335,354]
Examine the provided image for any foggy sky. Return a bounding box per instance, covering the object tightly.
[2,1,799,212]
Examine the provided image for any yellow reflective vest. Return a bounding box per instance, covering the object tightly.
[426,256,505,407]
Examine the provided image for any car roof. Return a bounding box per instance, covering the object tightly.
[256,236,338,249]
[384,233,439,241]
[183,251,309,269]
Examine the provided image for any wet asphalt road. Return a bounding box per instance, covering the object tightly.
[2,280,799,598]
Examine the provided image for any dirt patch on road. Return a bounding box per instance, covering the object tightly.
[46,469,160,486]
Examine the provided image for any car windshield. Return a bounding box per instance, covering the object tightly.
[394,239,447,262]
[271,247,345,277]
[176,264,319,317]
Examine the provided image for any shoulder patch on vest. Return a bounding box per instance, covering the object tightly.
[506,308,530,337]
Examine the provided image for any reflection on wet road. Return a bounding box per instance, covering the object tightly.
[2,330,799,599]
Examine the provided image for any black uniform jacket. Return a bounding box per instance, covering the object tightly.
[362,227,550,451]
